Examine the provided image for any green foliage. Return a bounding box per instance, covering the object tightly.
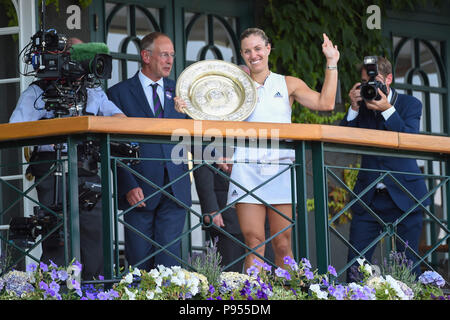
[261,0,443,124]
[308,163,360,224]
[0,0,18,27]
[381,250,421,294]
[292,107,346,125]
[188,237,223,287]
[0,0,93,28]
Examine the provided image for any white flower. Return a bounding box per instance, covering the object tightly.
[132,268,141,277]
[171,273,184,286]
[149,269,160,278]
[146,290,155,300]
[121,272,133,284]
[66,264,81,288]
[124,287,136,300]
[152,276,162,287]
[160,267,173,278]
[364,264,373,276]
[367,276,384,287]
[171,266,182,273]
[385,275,412,300]
[309,284,328,300]
[356,258,366,266]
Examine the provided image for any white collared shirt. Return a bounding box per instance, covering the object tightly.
[346,90,394,190]
[138,70,165,114]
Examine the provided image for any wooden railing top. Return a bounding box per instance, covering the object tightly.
[1,116,449,154]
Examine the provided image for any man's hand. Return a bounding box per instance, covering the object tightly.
[216,157,233,173]
[126,187,146,207]
[349,82,362,111]
[174,96,187,114]
[365,88,392,112]
[204,211,225,228]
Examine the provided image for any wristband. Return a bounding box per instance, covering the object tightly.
[326,65,337,70]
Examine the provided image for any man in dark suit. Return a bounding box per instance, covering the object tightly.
[107,32,191,270]
[340,56,430,278]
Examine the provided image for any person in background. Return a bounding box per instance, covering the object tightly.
[107,32,191,270]
[9,37,125,280]
[340,56,430,279]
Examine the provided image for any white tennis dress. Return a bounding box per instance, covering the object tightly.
[226,72,295,205]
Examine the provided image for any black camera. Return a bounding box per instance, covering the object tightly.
[9,205,64,248]
[79,181,102,211]
[22,28,112,117]
[359,56,388,101]
[26,29,112,81]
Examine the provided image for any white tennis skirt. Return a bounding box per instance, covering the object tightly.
[226,148,296,205]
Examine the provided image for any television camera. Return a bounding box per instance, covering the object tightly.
[9,3,140,248]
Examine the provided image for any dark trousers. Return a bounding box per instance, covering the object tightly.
[34,173,104,281]
[123,171,187,270]
[347,190,423,281]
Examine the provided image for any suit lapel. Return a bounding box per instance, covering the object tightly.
[129,72,155,118]
[162,78,176,119]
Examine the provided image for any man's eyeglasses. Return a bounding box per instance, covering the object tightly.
[144,49,175,59]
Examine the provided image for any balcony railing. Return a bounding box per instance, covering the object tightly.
[0,116,448,284]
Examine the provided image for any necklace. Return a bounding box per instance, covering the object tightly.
[253,70,271,85]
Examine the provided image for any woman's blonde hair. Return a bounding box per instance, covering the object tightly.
[240,28,270,46]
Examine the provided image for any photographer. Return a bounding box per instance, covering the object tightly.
[340,56,429,279]
[9,38,125,280]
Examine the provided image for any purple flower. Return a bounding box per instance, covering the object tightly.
[246,265,259,277]
[419,271,446,288]
[304,269,314,280]
[73,260,83,271]
[301,258,312,269]
[283,256,298,271]
[39,262,48,272]
[57,270,69,281]
[86,292,96,300]
[256,289,268,299]
[49,281,60,293]
[283,256,295,266]
[26,263,37,273]
[328,265,337,277]
[275,267,291,280]
[39,281,48,291]
[221,280,228,290]
[97,292,108,300]
[209,285,215,294]
[329,284,346,300]
[49,269,58,280]
[108,289,119,299]
[239,281,252,297]
[70,279,81,290]
[251,258,272,272]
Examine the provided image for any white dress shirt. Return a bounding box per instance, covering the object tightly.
[138,70,165,115]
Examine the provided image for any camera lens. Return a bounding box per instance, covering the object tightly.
[360,84,377,100]
[95,59,104,75]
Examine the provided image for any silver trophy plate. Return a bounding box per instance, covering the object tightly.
[176,60,257,121]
